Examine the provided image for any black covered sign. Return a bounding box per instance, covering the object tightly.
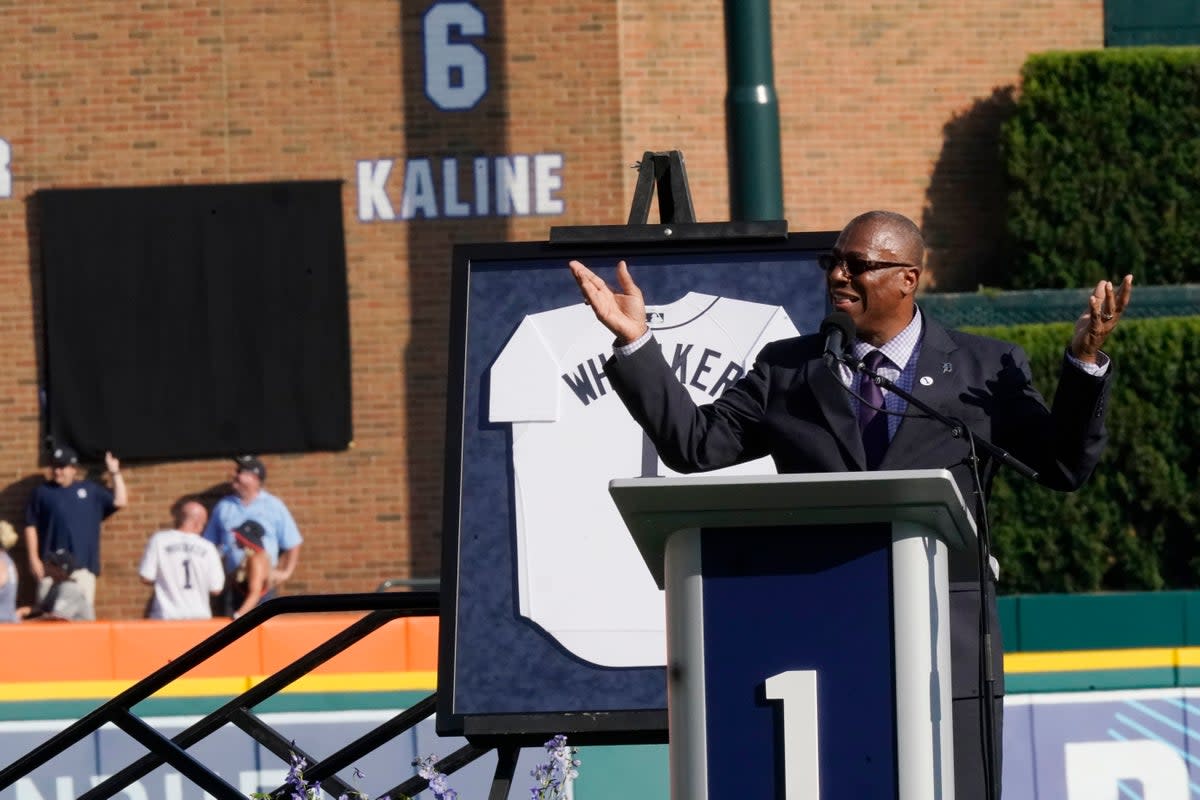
[37,180,351,461]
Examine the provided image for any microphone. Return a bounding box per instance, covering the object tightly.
[820,312,855,369]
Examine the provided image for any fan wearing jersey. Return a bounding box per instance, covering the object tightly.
[138,500,225,620]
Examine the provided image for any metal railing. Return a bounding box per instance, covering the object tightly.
[375,577,440,592]
[0,591,490,800]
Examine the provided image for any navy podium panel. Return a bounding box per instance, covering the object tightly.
[700,524,897,798]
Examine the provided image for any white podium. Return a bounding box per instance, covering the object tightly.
[610,469,976,800]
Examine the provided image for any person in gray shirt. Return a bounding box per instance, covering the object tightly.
[0,521,18,623]
[20,549,94,622]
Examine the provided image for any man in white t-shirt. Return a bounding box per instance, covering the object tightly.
[139,500,226,620]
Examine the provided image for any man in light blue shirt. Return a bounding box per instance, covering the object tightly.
[202,455,302,611]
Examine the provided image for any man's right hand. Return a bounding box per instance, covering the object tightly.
[29,556,44,581]
[568,259,649,345]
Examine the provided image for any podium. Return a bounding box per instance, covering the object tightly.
[610,469,976,800]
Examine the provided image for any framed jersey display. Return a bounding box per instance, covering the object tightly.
[437,231,836,740]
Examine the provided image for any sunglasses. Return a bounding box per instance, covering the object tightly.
[819,252,915,276]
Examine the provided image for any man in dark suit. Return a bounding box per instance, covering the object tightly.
[568,210,1133,798]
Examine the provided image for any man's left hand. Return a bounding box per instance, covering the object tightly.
[104,451,121,474]
[1070,274,1134,363]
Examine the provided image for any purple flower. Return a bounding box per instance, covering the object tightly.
[284,751,313,800]
[530,735,580,800]
[414,755,459,800]
[265,737,574,800]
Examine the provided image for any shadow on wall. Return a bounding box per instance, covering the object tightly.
[922,86,1017,292]
[192,481,233,513]
[401,3,511,582]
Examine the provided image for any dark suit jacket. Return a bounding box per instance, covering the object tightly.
[606,314,1112,699]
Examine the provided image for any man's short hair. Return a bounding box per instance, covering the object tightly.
[844,210,925,267]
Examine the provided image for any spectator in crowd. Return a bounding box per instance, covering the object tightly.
[138,500,226,620]
[203,455,302,615]
[20,549,94,621]
[229,520,270,620]
[24,445,128,611]
[0,521,19,623]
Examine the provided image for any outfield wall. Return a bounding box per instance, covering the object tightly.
[4,689,1192,800]
[5,594,1200,797]
[0,613,665,800]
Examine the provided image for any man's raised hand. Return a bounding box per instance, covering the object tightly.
[1070,274,1133,364]
[568,259,649,345]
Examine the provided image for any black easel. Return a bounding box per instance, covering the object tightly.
[625,149,697,224]
[550,150,787,244]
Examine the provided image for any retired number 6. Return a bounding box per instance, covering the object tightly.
[423,2,487,111]
[764,670,820,799]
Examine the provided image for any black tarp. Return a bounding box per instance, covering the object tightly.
[37,181,352,461]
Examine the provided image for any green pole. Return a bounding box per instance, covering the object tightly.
[724,0,783,221]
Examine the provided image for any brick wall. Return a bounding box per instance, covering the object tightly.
[771,1,1104,287]
[0,1,1100,618]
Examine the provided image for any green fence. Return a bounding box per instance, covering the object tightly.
[920,283,1200,328]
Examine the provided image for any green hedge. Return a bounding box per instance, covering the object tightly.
[969,316,1200,593]
[1002,48,1200,289]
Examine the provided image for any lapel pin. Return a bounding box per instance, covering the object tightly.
[942,362,953,374]
[920,376,933,386]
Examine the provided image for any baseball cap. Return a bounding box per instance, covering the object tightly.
[49,445,79,468]
[45,548,77,573]
[233,520,266,552]
[233,455,266,481]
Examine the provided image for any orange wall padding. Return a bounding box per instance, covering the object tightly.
[0,615,438,683]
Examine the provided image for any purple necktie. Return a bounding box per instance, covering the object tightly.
[859,349,889,469]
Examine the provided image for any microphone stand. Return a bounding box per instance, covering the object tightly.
[839,351,1035,800]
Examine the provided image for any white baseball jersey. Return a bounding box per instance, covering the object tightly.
[138,530,226,620]
[489,293,798,666]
